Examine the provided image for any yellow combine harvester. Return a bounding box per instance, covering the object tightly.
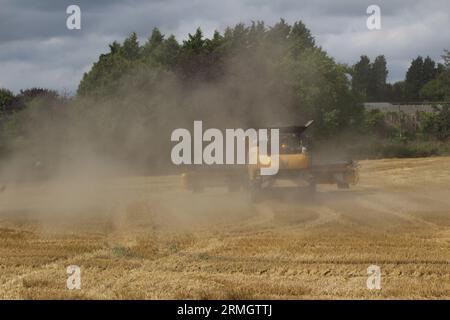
[182,121,358,200]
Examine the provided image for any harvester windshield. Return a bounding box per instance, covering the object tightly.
[269,120,314,154]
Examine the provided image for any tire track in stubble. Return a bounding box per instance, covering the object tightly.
[357,193,441,230]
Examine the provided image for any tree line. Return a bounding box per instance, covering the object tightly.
[76,19,362,137]
[351,52,450,102]
[0,20,449,173]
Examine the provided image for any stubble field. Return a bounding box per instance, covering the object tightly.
[0,157,449,299]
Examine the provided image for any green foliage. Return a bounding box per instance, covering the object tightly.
[0,87,59,131]
[78,29,181,97]
[290,21,315,52]
[405,56,424,101]
[17,88,59,105]
[120,32,140,60]
[77,48,134,97]
[420,78,445,101]
[438,50,450,100]
[351,55,371,99]
[351,55,388,101]
[142,28,164,56]
[386,81,405,102]
[405,56,440,101]
[352,53,449,103]
[415,106,450,140]
[364,109,386,134]
[432,105,450,140]
[0,88,15,116]
[182,28,206,54]
[422,56,437,83]
[0,87,65,163]
[368,55,388,101]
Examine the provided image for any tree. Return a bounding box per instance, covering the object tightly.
[142,28,180,68]
[417,52,450,101]
[267,18,291,44]
[404,56,439,101]
[0,88,15,116]
[142,28,164,57]
[405,56,424,101]
[109,41,121,54]
[77,50,132,96]
[17,88,59,102]
[368,55,388,101]
[351,55,371,99]
[290,21,315,51]
[156,35,180,67]
[248,21,266,41]
[120,32,140,60]
[440,50,450,100]
[352,55,388,101]
[182,28,206,54]
[422,56,437,84]
[386,81,405,102]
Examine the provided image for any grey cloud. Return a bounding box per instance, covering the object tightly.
[0,0,449,92]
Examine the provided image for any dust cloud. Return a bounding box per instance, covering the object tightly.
[0,33,318,228]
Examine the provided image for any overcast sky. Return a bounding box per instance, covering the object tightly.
[1,0,449,94]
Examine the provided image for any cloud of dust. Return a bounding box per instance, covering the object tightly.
[0,27,323,229]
